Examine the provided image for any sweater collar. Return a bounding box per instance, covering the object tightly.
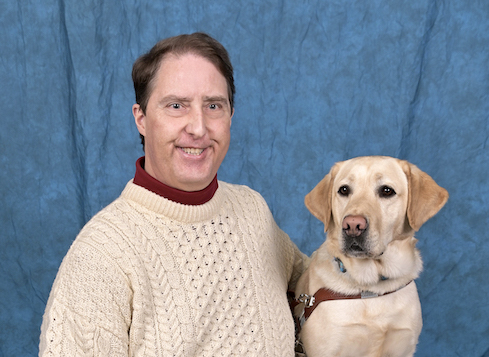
[133,156,218,206]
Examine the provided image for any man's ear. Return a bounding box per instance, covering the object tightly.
[402,161,449,231]
[304,164,338,232]
[133,104,146,136]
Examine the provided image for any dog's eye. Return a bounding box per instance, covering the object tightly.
[378,185,396,198]
[338,185,350,196]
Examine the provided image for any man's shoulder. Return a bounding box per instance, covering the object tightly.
[75,184,139,243]
[218,180,259,196]
[218,181,269,207]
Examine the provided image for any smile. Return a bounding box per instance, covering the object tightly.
[181,147,205,155]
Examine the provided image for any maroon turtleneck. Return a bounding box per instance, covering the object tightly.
[133,157,218,205]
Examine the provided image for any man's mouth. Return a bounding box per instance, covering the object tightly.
[180,147,205,155]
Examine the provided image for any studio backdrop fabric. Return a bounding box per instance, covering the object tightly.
[1,0,488,356]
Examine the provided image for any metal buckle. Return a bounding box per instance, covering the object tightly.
[297,293,315,329]
[361,290,379,299]
[298,293,316,307]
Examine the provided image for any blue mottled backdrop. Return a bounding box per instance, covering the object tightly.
[1,0,488,355]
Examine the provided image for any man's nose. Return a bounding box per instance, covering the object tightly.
[186,108,207,137]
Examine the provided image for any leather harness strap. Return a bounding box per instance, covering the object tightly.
[295,281,413,334]
[302,288,364,321]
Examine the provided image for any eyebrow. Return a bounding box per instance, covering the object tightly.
[158,95,191,105]
[203,96,229,104]
[157,95,229,105]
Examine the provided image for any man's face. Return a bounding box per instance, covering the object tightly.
[133,54,233,192]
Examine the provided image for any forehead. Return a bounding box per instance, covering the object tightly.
[336,157,407,185]
[148,53,229,100]
[158,53,225,82]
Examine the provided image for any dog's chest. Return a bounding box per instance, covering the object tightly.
[300,284,422,357]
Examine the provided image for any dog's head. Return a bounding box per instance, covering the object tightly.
[305,156,448,258]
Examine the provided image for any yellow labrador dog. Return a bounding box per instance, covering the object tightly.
[294,156,448,357]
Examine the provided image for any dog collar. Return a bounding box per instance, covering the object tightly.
[334,257,347,273]
[334,257,389,281]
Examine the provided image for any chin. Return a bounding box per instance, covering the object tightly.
[177,173,216,191]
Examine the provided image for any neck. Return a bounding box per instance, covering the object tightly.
[318,238,423,295]
[133,156,218,205]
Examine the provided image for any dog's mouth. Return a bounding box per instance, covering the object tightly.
[349,241,364,252]
[343,233,371,257]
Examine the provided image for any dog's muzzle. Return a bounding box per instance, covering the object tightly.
[342,215,369,256]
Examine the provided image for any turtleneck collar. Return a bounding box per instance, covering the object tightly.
[133,157,218,206]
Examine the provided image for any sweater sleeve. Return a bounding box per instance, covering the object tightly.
[287,240,310,291]
[272,216,310,292]
[246,186,310,292]
[40,240,132,356]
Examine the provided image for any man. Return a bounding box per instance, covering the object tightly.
[40,32,307,356]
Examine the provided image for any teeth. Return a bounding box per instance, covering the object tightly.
[181,147,204,155]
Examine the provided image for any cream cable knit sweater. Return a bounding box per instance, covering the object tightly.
[40,180,307,356]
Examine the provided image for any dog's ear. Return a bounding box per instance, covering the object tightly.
[402,161,449,231]
[305,164,337,232]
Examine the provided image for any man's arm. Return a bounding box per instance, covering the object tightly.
[40,241,131,356]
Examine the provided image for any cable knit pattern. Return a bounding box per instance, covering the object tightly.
[40,180,307,356]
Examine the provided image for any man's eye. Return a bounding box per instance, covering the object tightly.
[170,103,181,109]
[209,103,219,110]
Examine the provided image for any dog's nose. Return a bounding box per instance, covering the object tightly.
[342,215,368,236]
